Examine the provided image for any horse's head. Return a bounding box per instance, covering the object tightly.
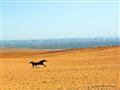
[42,59,48,62]
[29,61,33,64]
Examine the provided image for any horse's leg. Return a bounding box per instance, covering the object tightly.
[43,64,47,67]
[32,64,35,68]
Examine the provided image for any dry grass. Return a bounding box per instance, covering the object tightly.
[0,46,120,90]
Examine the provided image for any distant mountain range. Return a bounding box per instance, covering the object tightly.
[1,38,120,49]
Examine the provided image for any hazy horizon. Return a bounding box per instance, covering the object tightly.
[1,37,120,41]
[1,37,119,49]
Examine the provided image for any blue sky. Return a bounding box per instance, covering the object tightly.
[1,0,119,40]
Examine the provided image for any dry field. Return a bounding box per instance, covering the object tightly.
[0,46,120,90]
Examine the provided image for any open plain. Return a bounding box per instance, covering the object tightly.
[0,46,120,90]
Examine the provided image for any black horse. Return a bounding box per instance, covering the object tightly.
[29,60,47,68]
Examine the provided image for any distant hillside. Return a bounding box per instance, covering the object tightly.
[1,38,120,49]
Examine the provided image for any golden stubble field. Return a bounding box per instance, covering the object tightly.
[0,46,120,90]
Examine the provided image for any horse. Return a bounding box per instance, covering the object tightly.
[29,60,47,68]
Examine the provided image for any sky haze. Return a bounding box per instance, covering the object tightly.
[1,0,119,40]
